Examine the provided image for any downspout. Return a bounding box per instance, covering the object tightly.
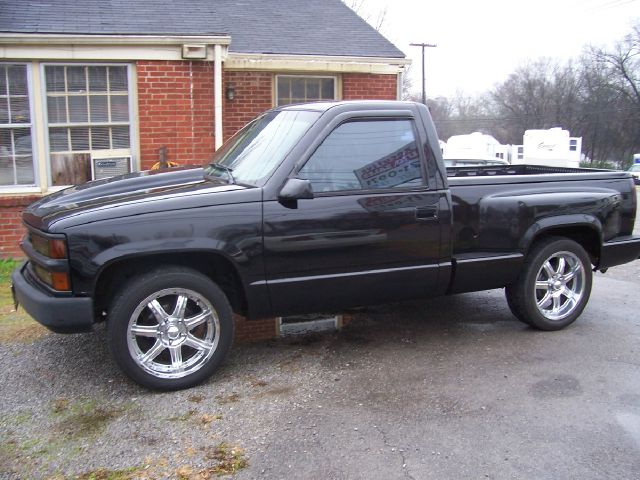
[214,44,223,149]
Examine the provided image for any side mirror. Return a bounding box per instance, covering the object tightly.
[278,178,314,200]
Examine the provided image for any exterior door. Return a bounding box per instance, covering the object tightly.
[263,117,447,316]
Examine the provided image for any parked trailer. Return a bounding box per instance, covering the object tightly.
[513,128,581,168]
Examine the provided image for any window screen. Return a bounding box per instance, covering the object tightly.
[0,64,35,186]
[44,65,132,186]
[299,119,423,193]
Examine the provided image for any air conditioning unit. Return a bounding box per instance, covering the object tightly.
[91,155,132,180]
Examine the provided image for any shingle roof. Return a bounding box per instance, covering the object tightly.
[0,0,405,58]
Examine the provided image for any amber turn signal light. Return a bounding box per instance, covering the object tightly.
[51,272,71,291]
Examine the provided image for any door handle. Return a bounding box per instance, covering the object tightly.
[415,206,438,221]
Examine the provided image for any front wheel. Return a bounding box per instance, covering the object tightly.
[107,267,234,390]
[505,237,593,331]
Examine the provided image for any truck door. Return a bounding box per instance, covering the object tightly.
[262,115,448,316]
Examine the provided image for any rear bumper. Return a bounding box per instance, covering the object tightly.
[599,236,640,269]
[11,263,94,333]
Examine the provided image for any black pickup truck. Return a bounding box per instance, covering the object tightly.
[12,101,640,390]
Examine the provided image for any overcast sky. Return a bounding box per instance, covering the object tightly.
[356,0,639,98]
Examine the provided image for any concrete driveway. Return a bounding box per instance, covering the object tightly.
[1,201,639,479]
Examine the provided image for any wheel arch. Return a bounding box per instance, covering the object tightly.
[520,215,602,265]
[93,251,248,320]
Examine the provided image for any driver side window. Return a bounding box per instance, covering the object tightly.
[299,119,423,193]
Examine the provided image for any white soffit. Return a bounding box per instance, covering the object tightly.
[0,34,231,61]
[225,52,410,74]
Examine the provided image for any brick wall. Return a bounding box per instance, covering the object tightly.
[342,73,398,100]
[222,71,273,141]
[137,60,216,169]
[0,196,40,258]
[234,315,278,343]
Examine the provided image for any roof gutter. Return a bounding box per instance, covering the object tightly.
[0,33,231,46]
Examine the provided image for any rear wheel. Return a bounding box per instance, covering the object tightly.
[107,267,234,390]
[505,237,592,330]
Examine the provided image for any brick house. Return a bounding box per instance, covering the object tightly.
[0,0,408,259]
[0,0,407,338]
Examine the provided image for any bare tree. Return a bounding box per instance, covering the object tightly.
[342,0,388,32]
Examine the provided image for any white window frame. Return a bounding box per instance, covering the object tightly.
[40,62,137,190]
[0,62,40,193]
[275,74,339,106]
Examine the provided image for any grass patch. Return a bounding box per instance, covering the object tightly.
[54,400,126,439]
[175,443,248,479]
[0,258,19,284]
[206,442,248,475]
[75,466,144,480]
[0,260,48,344]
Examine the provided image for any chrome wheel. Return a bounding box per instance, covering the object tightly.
[127,288,220,379]
[534,251,586,321]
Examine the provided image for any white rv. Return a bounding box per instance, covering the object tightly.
[512,128,581,168]
[443,132,510,163]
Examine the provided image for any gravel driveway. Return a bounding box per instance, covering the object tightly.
[2,195,639,479]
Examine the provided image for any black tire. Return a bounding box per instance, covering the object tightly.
[505,237,593,331]
[107,267,234,390]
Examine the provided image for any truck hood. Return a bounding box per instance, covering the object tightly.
[24,167,256,231]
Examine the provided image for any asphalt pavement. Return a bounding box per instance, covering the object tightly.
[1,201,639,479]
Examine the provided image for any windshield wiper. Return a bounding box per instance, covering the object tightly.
[207,163,235,184]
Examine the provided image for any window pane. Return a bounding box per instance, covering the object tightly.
[0,66,34,186]
[45,66,66,93]
[91,126,110,149]
[47,96,67,123]
[110,95,129,122]
[0,97,7,123]
[50,153,91,186]
[306,79,320,99]
[49,127,69,152]
[321,79,334,99]
[14,129,32,154]
[89,95,109,122]
[15,155,35,184]
[0,66,6,94]
[277,78,289,104]
[7,65,27,95]
[291,78,305,102]
[67,66,86,93]
[300,120,422,192]
[10,97,30,123]
[112,126,130,148]
[70,127,90,150]
[0,128,35,186]
[88,66,108,92]
[68,95,88,122]
[109,67,128,91]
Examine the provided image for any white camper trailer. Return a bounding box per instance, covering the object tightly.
[443,132,510,163]
[512,128,581,168]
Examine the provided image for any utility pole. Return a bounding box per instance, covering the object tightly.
[410,42,437,105]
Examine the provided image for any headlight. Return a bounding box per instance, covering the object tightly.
[30,232,67,259]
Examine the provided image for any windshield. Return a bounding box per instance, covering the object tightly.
[629,165,640,172]
[204,110,320,186]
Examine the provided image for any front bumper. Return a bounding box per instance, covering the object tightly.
[599,236,640,269]
[11,263,94,333]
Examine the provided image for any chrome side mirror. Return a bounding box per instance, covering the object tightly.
[278,178,314,200]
